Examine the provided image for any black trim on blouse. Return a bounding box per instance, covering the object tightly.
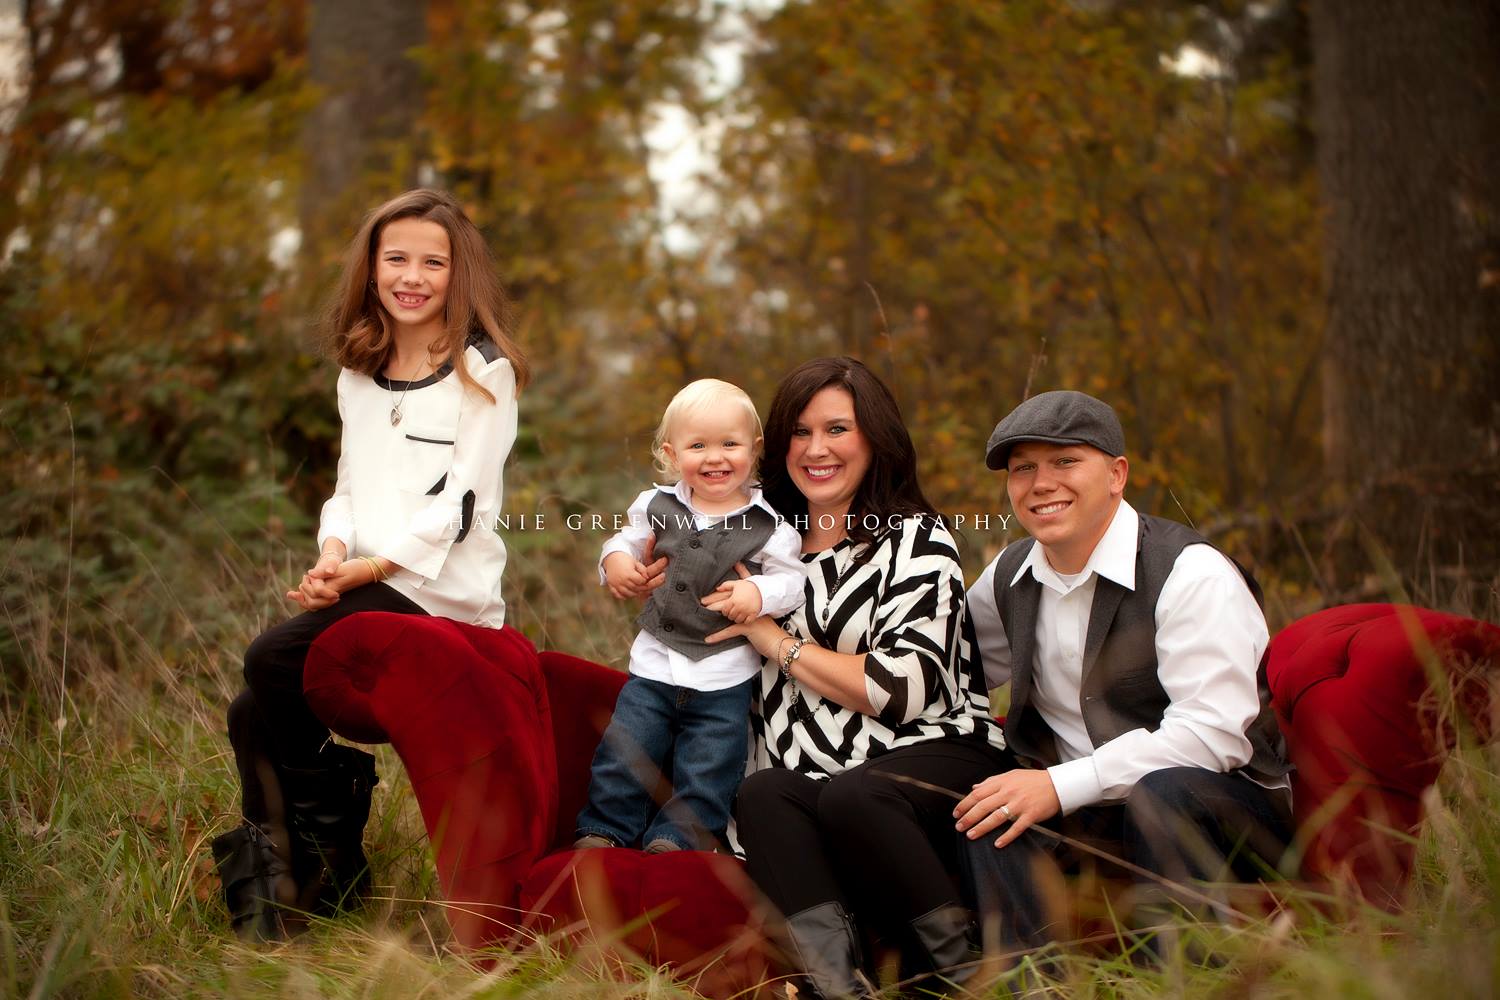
[372,331,496,389]
[373,363,453,391]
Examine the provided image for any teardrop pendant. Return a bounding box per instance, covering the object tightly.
[390,408,402,427]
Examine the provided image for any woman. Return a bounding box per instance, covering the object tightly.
[214,189,528,941]
[703,357,1009,998]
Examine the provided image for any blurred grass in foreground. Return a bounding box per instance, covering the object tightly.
[2,502,1498,999]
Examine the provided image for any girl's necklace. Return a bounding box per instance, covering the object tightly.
[388,356,431,426]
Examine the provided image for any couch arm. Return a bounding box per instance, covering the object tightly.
[304,612,557,947]
[536,651,629,851]
[1266,602,1500,905]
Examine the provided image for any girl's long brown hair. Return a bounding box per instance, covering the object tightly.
[324,189,530,400]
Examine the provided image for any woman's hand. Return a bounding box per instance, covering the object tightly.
[706,614,790,659]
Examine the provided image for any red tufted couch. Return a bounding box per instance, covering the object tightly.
[302,602,1499,990]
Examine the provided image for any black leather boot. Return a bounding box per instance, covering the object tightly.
[211,821,297,942]
[909,904,979,994]
[782,901,871,999]
[282,744,378,915]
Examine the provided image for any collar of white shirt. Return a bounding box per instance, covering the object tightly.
[656,480,781,521]
[1011,499,1140,595]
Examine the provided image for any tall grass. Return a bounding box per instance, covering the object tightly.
[2,487,1498,998]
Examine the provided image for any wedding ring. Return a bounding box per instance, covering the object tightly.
[1000,804,1014,821]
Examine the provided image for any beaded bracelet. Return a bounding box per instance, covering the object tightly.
[780,638,808,680]
[780,632,804,671]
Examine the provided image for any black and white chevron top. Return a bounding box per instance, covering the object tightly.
[749,515,1005,779]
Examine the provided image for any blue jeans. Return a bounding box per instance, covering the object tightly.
[575,675,753,851]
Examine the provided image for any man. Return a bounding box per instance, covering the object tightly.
[956,390,1292,953]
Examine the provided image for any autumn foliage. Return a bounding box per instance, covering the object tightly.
[1,0,1488,687]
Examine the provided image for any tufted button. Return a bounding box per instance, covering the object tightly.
[663,623,676,632]
[675,582,687,592]
[689,539,702,549]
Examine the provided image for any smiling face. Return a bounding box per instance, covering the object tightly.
[1006,441,1128,573]
[374,218,452,339]
[787,386,872,521]
[661,400,761,510]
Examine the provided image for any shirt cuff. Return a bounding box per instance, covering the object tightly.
[317,525,354,555]
[746,575,805,619]
[1047,757,1105,816]
[379,533,449,582]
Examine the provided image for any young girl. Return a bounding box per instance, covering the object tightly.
[574,379,807,853]
[213,189,529,941]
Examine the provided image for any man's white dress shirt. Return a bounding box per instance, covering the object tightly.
[966,500,1277,815]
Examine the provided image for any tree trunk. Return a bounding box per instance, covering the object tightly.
[300,0,427,252]
[1312,0,1500,599]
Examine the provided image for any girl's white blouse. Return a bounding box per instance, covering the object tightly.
[316,341,517,628]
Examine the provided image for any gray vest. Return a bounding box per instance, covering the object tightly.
[636,491,779,661]
[992,513,1288,786]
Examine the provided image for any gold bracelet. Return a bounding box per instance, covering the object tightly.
[360,556,386,582]
[775,634,796,666]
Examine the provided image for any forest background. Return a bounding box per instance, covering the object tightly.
[2,0,1498,997]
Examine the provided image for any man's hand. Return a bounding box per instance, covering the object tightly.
[701,572,763,623]
[953,767,1062,849]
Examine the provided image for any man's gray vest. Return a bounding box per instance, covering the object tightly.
[636,491,778,661]
[992,513,1288,787]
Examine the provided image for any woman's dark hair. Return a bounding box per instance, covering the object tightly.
[760,356,940,548]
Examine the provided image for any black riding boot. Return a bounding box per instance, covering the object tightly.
[909,904,979,994]
[281,743,378,915]
[212,749,300,944]
[781,901,872,999]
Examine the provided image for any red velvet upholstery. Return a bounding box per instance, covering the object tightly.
[305,602,1499,985]
[304,614,557,947]
[1264,603,1500,907]
[533,651,628,851]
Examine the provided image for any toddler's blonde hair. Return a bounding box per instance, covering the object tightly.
[651,379,764,481]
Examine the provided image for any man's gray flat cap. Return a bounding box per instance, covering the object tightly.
[984,390,1126,470]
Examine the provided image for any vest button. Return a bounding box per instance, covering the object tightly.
[689,539,702,549]
[663,623,676,632]
[675,582,687,592]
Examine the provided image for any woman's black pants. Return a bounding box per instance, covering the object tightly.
[734,735,1014,933]
[227,583,426,824]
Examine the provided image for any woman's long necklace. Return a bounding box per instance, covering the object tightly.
[785,545,859,725]
[819,544,859,627]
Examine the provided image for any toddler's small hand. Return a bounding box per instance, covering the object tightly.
[604,551,658,599]
[702,578,762,624]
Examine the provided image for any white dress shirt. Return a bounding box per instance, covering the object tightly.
[317,343,517,628]
[599,482,806,692]
[966,500,1275,815]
